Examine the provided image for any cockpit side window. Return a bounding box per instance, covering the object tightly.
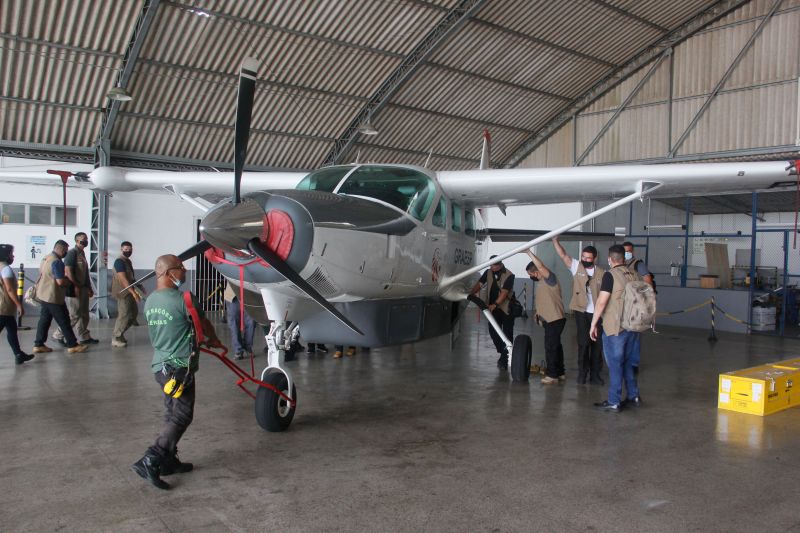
[451,202,462,232]
[296,166,352,192]
[337,166,437,221]
[465,209,476,237]
[432,196,446,228]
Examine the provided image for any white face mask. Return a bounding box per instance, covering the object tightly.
[170,274,183,288]
[624,251,633,261]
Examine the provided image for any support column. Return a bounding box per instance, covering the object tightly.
[681,198,691,288]
[90,191,109,319]
[749,192,758,332]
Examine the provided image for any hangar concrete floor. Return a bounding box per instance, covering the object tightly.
[1,313,800,532]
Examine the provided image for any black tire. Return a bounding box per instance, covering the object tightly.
[255,373,297,432]
[510,334,532,382]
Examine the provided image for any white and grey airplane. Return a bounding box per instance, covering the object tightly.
[2,58,796,432]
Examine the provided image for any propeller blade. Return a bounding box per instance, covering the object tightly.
[247,239,364,336]
[233,57,260,205]
[119,240,212,296]
[177,239,213,262]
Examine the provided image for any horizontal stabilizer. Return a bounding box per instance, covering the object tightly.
[487,228,615,243]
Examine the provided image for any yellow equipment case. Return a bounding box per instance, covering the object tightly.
[718,363,798,416]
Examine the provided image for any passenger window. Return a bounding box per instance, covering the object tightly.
[432,196,446,228]
[451,202,462,232]
[465,209,476,237]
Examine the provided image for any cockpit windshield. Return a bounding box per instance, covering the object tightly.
[296,166,352,192]
[296,165,437,221]
[337,166,436,221]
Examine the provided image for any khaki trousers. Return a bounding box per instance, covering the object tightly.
[54,290,90,341]
[113,295,138,339]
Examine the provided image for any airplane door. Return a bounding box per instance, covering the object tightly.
[426,196,449,285]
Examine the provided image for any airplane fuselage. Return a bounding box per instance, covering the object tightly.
[201,164,489,346]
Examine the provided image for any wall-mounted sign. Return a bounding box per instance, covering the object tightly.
[27,235,47,262]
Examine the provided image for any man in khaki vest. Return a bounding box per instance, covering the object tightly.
[111,241,143,347]
[469,255,515,370]
[32,240,89,354]
[526,250,565,385]
[589,244,641,411]
[553,237,605,385]
[53,232,97,345]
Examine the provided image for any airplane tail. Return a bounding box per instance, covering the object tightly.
[479,129,491,170]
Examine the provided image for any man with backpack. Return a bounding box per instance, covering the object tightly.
[589,244,651,411]
[622,242,654,375]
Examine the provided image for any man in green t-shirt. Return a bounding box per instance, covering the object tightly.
[132,254,222,490]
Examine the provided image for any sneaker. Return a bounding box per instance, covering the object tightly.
[68,344,89,354]
[558,375,566,382]
[111,338,128,348]
[621,396,642,407]
[593,400,621,412]
[333,350,343,359]
[306,344,315,354]
[55,337,67,346]
[80,338,100,345]
[541,376,559,384]
[234,351,245,360]
[32,345,53,354]
[15,353,34,365]
[317,345,329,353]
[346,347,356,357]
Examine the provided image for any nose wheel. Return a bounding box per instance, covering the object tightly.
[255,372,297,431]
[256,320,298,432]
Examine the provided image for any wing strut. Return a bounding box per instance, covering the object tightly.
[439,180,663,291]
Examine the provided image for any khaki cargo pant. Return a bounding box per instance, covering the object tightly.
[53,290,91,342]
[113,294,138,340]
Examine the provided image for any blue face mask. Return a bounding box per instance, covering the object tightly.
[624,251,633,261]
[170,275,183,288]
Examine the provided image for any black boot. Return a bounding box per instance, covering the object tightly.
[132,454,170,490]
[497,352,508,370]
[161,449,194,476]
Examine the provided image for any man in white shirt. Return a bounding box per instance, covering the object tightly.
[552,237,606,385]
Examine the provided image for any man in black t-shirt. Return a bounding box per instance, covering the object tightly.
[470,256,515,369]
[53,232,97,345]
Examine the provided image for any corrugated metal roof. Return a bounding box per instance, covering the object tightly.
[0,0,788,172]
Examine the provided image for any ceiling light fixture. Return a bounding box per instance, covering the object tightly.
[107,87,132,102]
[357,117,378,136]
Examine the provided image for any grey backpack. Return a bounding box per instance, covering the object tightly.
[621,279,657,332]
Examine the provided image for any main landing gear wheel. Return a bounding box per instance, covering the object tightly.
[510,334,532,382]
[255,373,297,432]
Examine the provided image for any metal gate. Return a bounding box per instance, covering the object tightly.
[195,221,225,313]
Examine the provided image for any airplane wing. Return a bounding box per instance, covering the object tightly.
[487,228,616,242]
[437,161,797,208]
[0,167,308,195]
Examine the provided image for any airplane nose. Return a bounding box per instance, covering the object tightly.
[199,194,312,279]
[200,198,267,254]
